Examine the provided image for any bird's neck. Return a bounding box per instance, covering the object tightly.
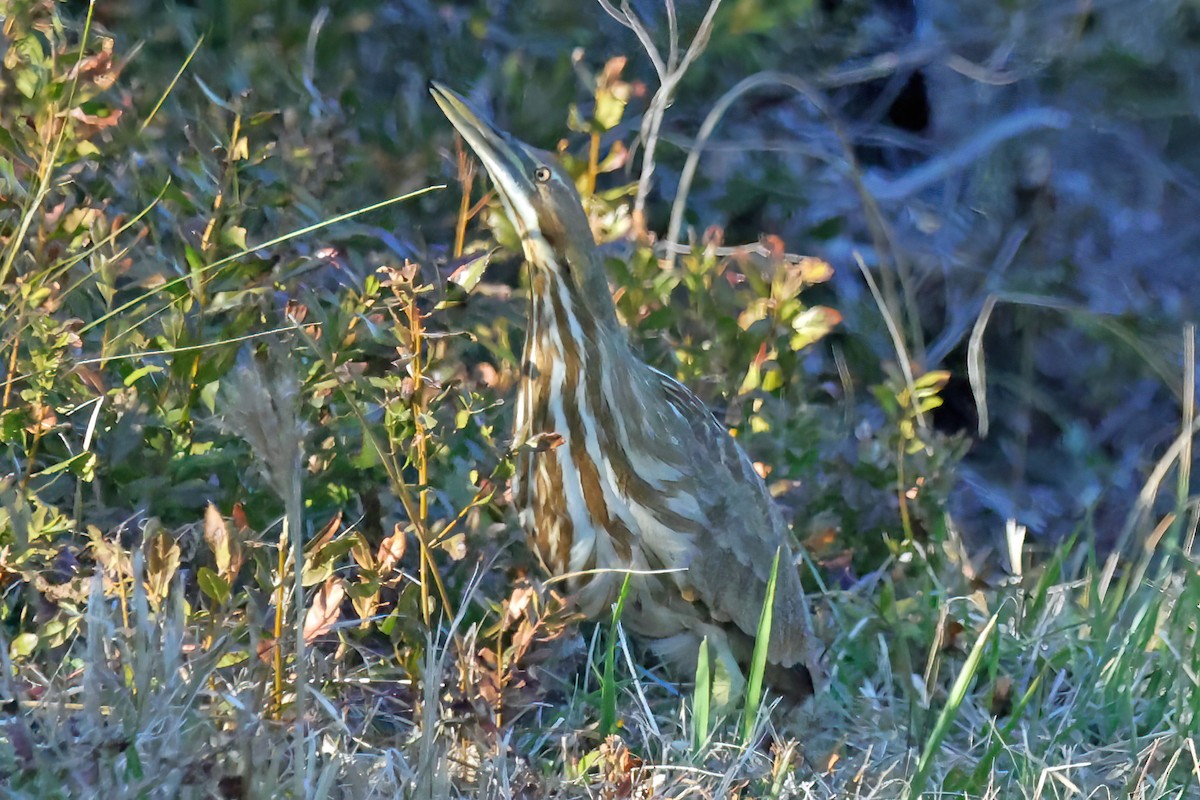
[525,266,607,370]
[516,263,625,435]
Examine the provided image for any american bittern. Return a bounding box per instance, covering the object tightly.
[432,84,822,702]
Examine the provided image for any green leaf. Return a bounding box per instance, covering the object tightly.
[741,546,780,744]
[14,66,40,99]
[692,636,711,754]
[34,451,93,479]
[566,103,590,133]
[594,91,628,131]
[904,611,1000,800]
[789,305,841,352]
[303,537,357,586]
[215,650,250,668]
[197,566,231,605]
[123,364,164,387]
[220,224,248,250]
[446,250,492,295]
[914,370,951,390]
[600,572,633,736]
[10,632,38,659]
[0,409,26,443]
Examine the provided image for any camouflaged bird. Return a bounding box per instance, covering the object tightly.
[432,83,823,704]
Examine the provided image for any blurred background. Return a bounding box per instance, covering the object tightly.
[39,0,1200,558]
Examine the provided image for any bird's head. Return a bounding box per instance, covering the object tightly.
[432,83,615,324]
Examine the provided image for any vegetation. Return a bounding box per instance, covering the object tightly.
[0,0,1196,797]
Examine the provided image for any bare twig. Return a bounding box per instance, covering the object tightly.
[665,72,838,266]
[853,251,928,436]
[600,0,724,230]
[862,107,1071,202]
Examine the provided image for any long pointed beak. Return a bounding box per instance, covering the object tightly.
[430,82,539,233]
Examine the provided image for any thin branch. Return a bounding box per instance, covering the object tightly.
[853,251,929,436]
[596,0,635,30]
[676,0,722,74]
[862,108,1071,202]
[665,72,835,263]
[620,1,667,81]
[665,0,679,73]
[601,0,724,226]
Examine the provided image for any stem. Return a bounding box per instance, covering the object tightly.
[287,469,306,799]
[453,140,474,258]
[2,338,19,409]
[412,298,432,623]
[587,131,601,196]
[409,290,435,627]
[897,438,914,544]
[273,522,287,716]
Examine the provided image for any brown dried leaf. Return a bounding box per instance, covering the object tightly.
[146,531,180,604]
[285,300,309,324]
[377,525,407,575]
[990,675,1014,717]
[502,584,536,627]
[440,532,467,561]
[303,577,346,644]
[72,364,107,394]
[350,532,374,572]
[69,106,123,129]
[595,735,647,799]
[350,577,380,625]
[204,501,247,580]
[25,404,57,434]
[761,234,786,262]
[941,619,966,652]
[90,529,130,584]
[231,501,250,531]
[257,638,278,664]
[204,502,231,575]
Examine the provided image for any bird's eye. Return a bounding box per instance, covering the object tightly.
[533,166,552,183]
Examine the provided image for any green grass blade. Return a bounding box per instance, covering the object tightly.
[693,636,711,754]
[741,546,780,745]
[139,34,206,134]
[77,184,445,339]
[968,668,1047,785]
[905,610,1000,800]
[600,572,633,736]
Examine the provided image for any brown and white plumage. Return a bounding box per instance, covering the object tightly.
[432,84,823,702]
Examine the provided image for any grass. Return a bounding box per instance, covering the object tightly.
[741,546,780,746]
[1,0,1198,797]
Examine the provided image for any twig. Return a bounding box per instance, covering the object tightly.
[600,0,724,230]
[862,108,1071,202]
[853,251,929,436]
[665,72,837,267]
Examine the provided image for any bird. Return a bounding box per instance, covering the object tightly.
[431,83,823,705]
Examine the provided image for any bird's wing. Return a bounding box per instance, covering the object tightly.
[648,368,820,672]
